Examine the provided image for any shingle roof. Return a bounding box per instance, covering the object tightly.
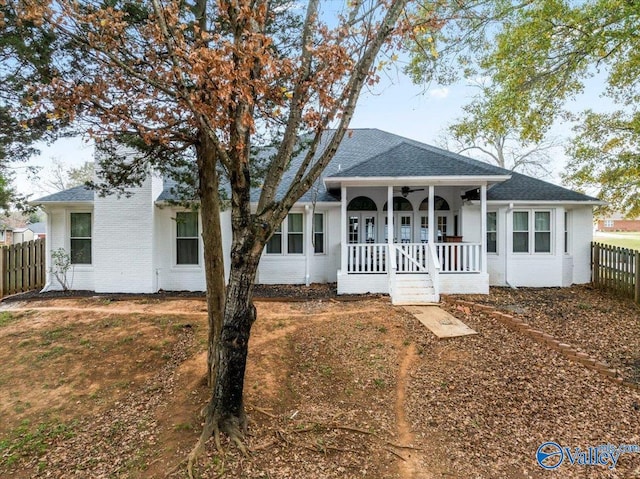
[328,141,509,178]
[33,185,94,203]
[34,129,601,205]
[487,172,600,202]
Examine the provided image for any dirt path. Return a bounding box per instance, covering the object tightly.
[395,343,431,479]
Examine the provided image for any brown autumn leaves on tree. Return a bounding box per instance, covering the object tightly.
[6,0,435,471]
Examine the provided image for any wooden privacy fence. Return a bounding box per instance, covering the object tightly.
[591,242,640,304]
[0,238,46,296]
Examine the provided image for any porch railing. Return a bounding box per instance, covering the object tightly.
[435,243,481,273]
[395,243,428,272]
[346,242,482,274]
[428,242,441,297]
[347,243,388,273]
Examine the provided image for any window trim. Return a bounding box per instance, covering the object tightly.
[512,209,554,255]
[287,213,304,255]
[175,210,201,267]
[265,212,305,256]
[486,211,497,254]
[69,211,93,265]
[313,212,326,255]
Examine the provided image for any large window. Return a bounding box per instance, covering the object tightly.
[70,212,92,264]
[266,213,304,254]
[176,211,199,265]
[513,210,553,254]
[487,212,497,253]
[287,213,303,254]
[313,213,324,254]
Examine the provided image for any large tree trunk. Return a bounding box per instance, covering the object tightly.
[197,139,226,387]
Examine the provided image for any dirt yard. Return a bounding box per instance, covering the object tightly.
[0,287,639,478]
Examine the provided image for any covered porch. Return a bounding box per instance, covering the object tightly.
[329,180,494,302]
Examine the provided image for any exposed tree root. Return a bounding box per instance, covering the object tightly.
[186,407,249,479]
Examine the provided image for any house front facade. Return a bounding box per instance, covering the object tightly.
[34,129,601,304]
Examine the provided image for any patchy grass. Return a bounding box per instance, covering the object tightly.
[594,231,640,250]
[0,293,638,478]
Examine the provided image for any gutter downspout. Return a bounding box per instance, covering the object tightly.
[505,202,517,289]
[40,211,53,293]
[304,205,311,286]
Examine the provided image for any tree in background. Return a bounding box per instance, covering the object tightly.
[35,159,95,193]
[407,0,563,179]
[7,0,424,470]
[438,83,560,178]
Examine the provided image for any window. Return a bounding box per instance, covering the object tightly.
[604,219,614,228]
[487,212,497,253]
[437,216,447,240]
[534,212,551,253]
[266,224,282,254]
[564,212,569,254]
[348,216,359,244]
[70,212,92,264]
[313,213,324,254]
[364,216,376,243]
[287,213,303,254]
[513,210,553,254]
[512,212,529,253]
[267,213,304,254]
[420,216,429,243]
[176,212,199,265]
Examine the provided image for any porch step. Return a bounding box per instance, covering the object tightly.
[391,274,439,305]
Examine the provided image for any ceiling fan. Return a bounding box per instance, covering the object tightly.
[395,186,425,197]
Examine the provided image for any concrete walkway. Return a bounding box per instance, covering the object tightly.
[404,306,478,339]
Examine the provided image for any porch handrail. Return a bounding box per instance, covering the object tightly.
[427,241,441,299]
[396,243,427,272]
[388,243,397,272]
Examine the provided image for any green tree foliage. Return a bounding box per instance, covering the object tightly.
[409,0,640,214]
[0,2,70,209]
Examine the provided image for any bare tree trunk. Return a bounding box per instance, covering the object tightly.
[197,139,226,387]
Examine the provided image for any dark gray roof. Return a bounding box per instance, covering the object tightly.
[35,129,601,204]
[487,172,601,202]
[33,185,94,203]
[328,141,509,178]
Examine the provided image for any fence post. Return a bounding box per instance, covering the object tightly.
[592,242,600,286]
[0,246,5,297]
[634,251,640,304]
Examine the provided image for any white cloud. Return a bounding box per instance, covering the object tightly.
[428,87,450,99]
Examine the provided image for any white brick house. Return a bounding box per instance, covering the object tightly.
[33,129,603,304]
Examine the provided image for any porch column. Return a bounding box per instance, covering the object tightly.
[428,185,435,244]
[480,183,487,274]
[387,186,393,245]
[341,186,347,273]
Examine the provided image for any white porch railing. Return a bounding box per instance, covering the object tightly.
[346,242,482,274]
[347,243,388,273]
[435,243,482,273]
[395,243,428,272]
[427,242,441,298]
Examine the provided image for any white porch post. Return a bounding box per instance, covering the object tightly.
[387,186,393,245]
[341,186,347,273]
[428,185,435,244]
[480,183,487,274]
